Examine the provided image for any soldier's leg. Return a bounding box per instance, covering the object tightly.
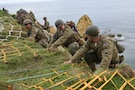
[68,42,81,63]
[84,51,101,72]
[68,42,79,56]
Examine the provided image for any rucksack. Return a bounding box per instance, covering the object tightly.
[111,40,125,53]
[103,35,125,53]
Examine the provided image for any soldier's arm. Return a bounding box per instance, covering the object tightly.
[48,31,58,47]
[64,40,90,63]
[93,41,114,75]
[29,28,38,41]
[50,29,72,48]
[99,40,113,69]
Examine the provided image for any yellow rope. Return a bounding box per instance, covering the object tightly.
[1,49,7,63]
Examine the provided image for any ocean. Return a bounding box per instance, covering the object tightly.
[1,0,135,69]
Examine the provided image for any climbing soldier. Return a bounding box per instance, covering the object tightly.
[16,9,43,29]
[66,21,78,33]
[64,25,124,75]
[23,19,52,48]
[23,19,38,40]
[48,19,85,56]
[43,17,50,33]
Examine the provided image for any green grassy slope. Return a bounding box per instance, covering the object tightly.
[0,9,135,90]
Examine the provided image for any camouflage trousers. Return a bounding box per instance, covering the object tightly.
[68,42,80,56]
[84,51,124,71]
[38,39,49,48]
[84,52,100,72]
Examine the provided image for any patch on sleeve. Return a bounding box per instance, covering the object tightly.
[103,42,109,47]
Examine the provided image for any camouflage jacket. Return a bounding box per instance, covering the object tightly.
[17,13,36,25]
[27,25,39,41]
[43,21,50,29]
[70,35,119,69]
[35,30,52,44]
[49,25,77,49]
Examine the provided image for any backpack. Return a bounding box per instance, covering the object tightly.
[103,35,125,53]
[111,40,125,53]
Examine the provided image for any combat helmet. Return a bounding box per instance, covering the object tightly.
[85,25,99,37]
[23,19,32,25]
[55,19,64,28]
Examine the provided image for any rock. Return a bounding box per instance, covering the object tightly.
[114,34,125,41]
[119,65,135,78]
[76,15,92,38]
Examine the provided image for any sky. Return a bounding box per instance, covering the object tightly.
[0,0,53,4]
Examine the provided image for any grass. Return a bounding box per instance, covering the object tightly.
[0,9,135,90]
[0,39,77,89]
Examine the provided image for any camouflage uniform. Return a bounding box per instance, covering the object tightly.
[43,17,50,32]
[43,19,50,32]
[23,19,51,48]
[25,14,36,23]
[48,25,84,55]
[35,30,52,48]
[70,35,120,70]
[27,25,51,48]
[27,25,39,41]
[16,9,26,25]
[16,9,42,29]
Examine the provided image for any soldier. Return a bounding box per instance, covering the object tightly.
[16,9,27,25]
[16,9,43,29]
[23,19,51,48]
[48,19,85,55]
[64,25,124,75]
[66,21,78,33]
[23,19,38,40]
[43,17,50,32]
[69,21,78,33]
